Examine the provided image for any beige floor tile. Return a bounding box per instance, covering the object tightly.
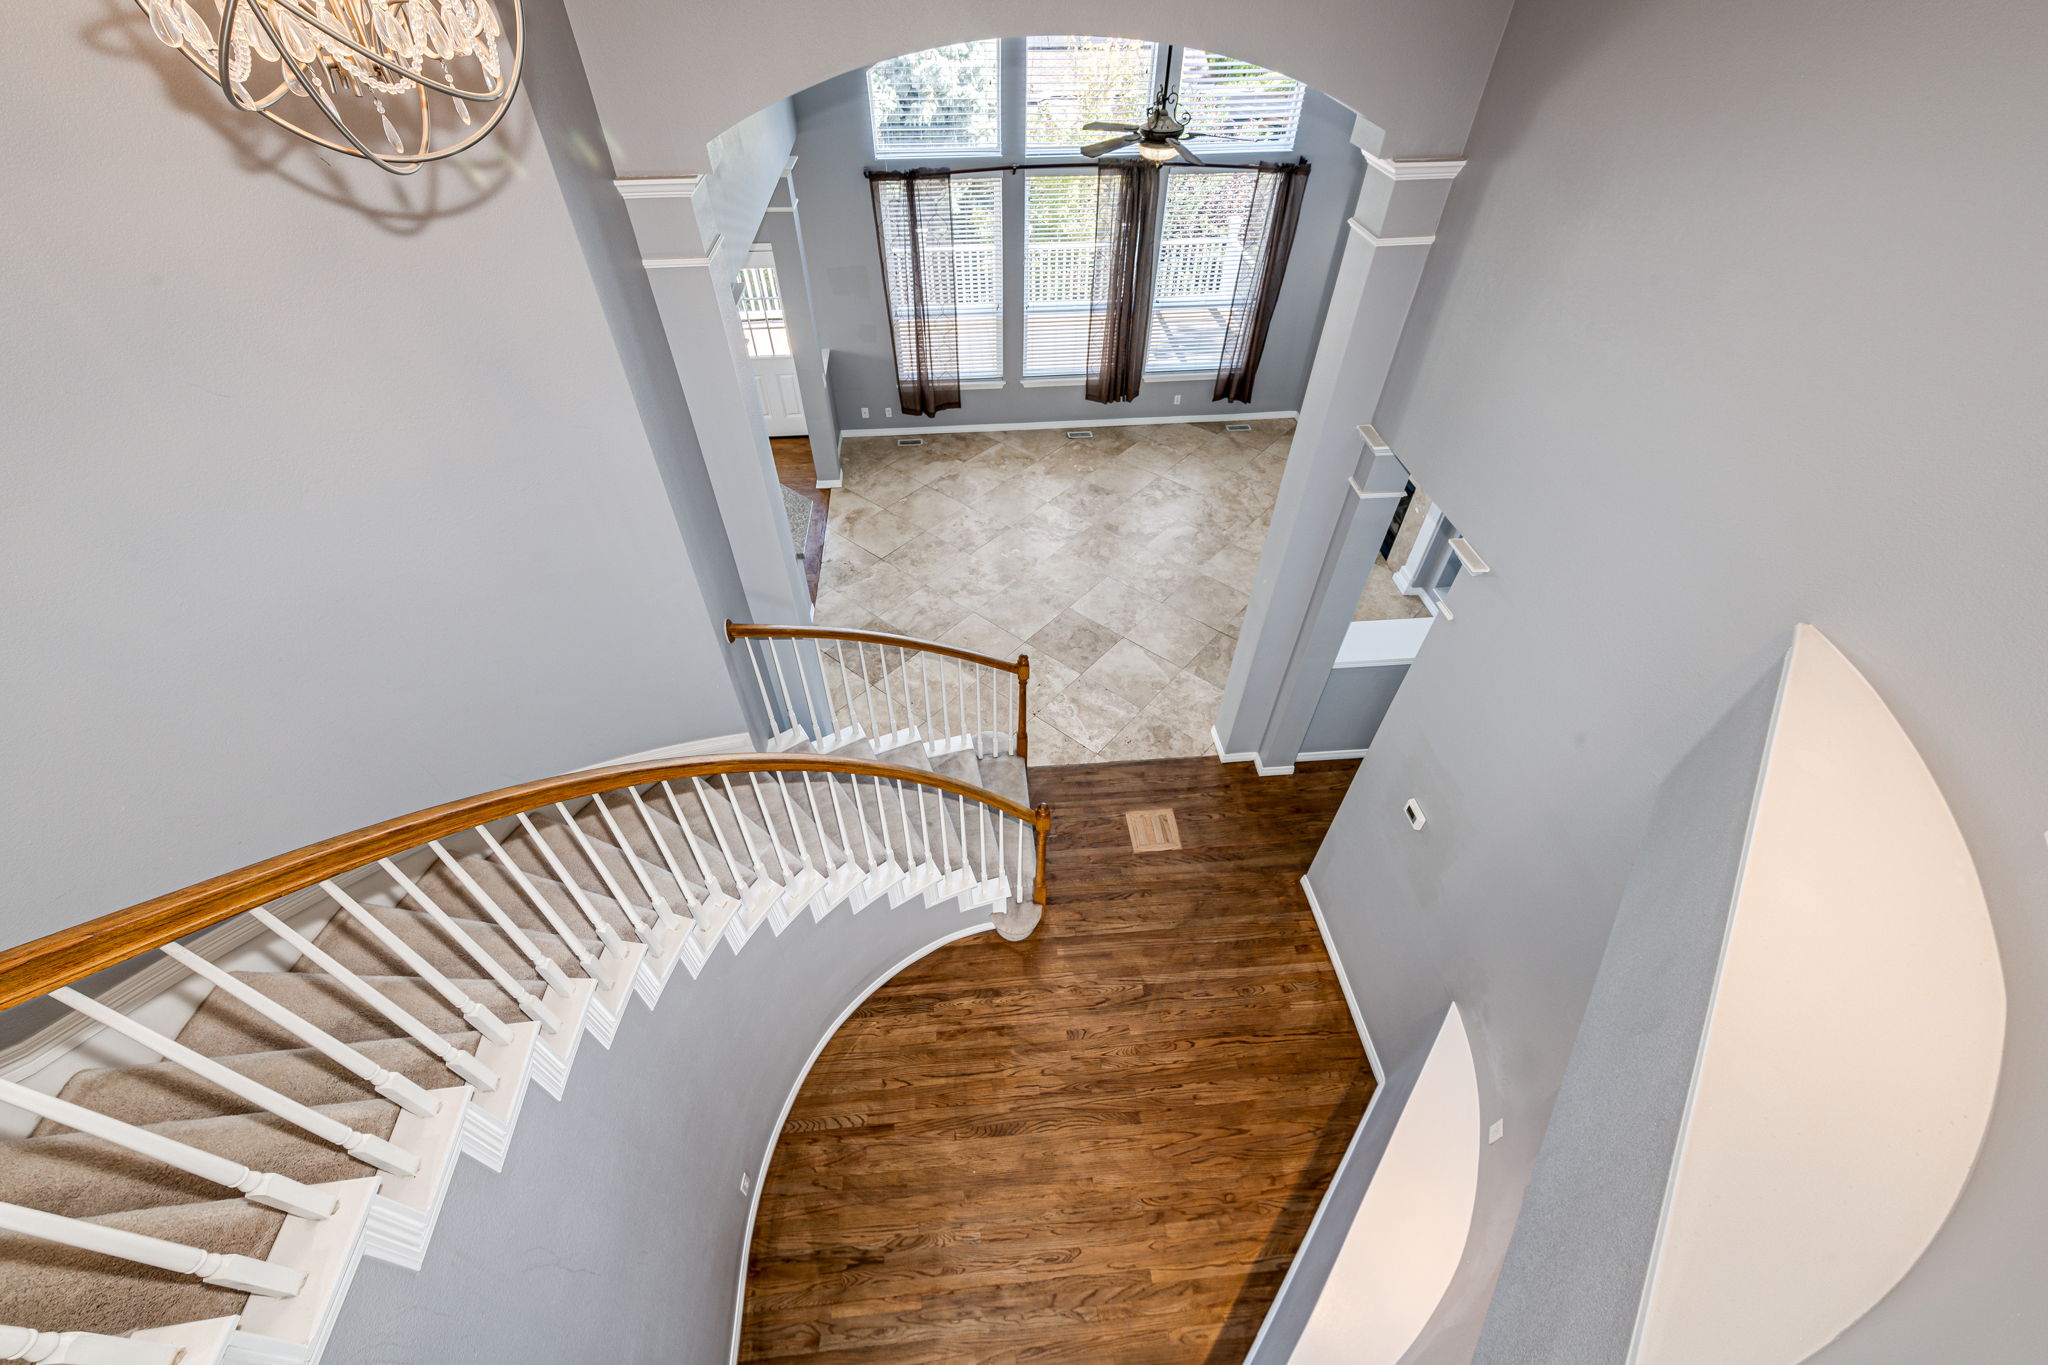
[1026,609,1123,674]
[1076,638,1178,712]
[884,587,976,641]
[940,613,1030,663]
[1070,576,1161,635]
[973,583,1076,643]
[832,492,921,559]
[1183,632,1237,689]
[1141,666,1225,734]
[1124,609,1222,670]
[1024,651,1081,698]
[1034,678,1139,752]
[1025,718,1097,766]
[1165,573,1252,634]
[1356,558,1431,621]
[890,485,979,531]
[1097,711,1215,762]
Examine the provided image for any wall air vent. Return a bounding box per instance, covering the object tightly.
[1225,422,1254,432]
[1065,430,1094,439]
[896,438,925,446]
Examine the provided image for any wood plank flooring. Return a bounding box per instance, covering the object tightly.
[740,757,1371,1364]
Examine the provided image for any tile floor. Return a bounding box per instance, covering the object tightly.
[816,420,1424,765]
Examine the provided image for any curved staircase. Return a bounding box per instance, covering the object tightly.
[0,628,1043,1365]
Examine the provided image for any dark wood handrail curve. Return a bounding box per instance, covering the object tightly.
[726,620,1035,761]
[0,755,1052,1014]
[725,620,1026,675]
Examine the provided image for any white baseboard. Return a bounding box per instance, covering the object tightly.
[585,734,754,769]
[1212,726,1298,777]
[726,921,996,1365]
[1299,748,1370,761]
[845,409,1299,441]
[814,478,842,489]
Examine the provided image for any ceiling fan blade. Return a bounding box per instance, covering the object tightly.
[1167,140,1206,165]
[1080,133,1140,157]
[1081,121,1138,132]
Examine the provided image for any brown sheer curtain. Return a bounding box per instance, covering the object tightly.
[1214,160,1311,404]
[1084,161,1162,405]
[869,169,961,418]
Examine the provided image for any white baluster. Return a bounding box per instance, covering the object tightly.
[586,795,681,931]
[624,787,703,913]
[423,840,578,996]
[321,884,513,1048]
[661,780,740,898]
[378,861,561,1036]
[797,771,837,871]
[793,640,831,742]
[48,989,418,1176]
[549,804,658,941]
[823,764,871,868]
[248,908,499,1094]
[918,654,934,744]
[160,944,439,1118]
[0,1322,182,1365]
[880,647,902,740]
[736,774,795,881]
[480,823,630,970]
[765,641,800,740]
[0,1202,303,1299]
[0,1079,337,1221]
[689,778,759,892]
[766,771,816,870]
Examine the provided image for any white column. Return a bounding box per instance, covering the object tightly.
[617,176,810,627]
[1214,129,1466,772]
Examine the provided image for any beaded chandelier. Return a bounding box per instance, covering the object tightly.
[137,0,523,173]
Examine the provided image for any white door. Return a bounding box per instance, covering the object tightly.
[738,245,805,437]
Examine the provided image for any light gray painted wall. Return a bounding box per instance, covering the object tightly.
[1290,0,2048,1358]
[324,905,990,1364]
[1301,664,1410,755]
[0,5,745,947]
[789,66,1362,432]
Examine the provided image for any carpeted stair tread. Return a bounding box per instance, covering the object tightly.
[500,814,668,922]
[0,1197,284,1337]
[2,1100,397,1221]
[290,901,595,983]
[42,1033,480,1135]
[976,754,1031,809]
[569,797,701,908]
[631,780,779,900]
[412,851,619,942]
[713,775,848,881]
[178,973,537,1058]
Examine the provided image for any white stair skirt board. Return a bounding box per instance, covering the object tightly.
[228,1177,378,1365]
[725,922,998,1365]
[1632,625,2006,1363]
[455,1025,538,1174]
[368,1087,472,1269]
[1288,1004,1480,1365]
[526,977,597,1100]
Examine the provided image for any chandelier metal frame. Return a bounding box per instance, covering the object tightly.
[135,0,526,175]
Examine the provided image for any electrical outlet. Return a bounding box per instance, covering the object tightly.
[1404,799,1427,831]
[859,407,869,419]
[739,1171,752,1196]
[1173,393,1182,405]
[884,406,893,418]
[1489,1120,1505,1144]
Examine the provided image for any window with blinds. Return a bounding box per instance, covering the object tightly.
[1024,36,1159,156]
[1022,174,1100,376]
[1176,48,1305,152]
[947,175,1005,380]
[1149,168,1259,372]
[868,41,1002,157]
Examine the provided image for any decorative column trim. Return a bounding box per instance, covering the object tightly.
[614,175,704,200]
[1347,218,1437,248]
[641,235,725,270]
[1360,151,1467,181]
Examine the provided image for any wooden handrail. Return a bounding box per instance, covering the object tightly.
[0,754,1051,1014]
[725,620,1027,676]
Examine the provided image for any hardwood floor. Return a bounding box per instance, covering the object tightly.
[740,757,1371,1364]
[771,434,830,601]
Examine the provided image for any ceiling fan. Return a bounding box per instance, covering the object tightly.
[1079,44,1207,165]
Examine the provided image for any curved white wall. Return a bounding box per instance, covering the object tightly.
[1634,626,2007,1362]
[1290,1004,1480,1365]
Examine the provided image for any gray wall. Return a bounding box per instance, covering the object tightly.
[325,907,989,1364]
[1292,0,2048,1358]
[789,64,1362,432]
[0,4,745,945]
[1301,663,1410,756]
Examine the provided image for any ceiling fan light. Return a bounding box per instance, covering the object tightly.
[1138,141,1179,162]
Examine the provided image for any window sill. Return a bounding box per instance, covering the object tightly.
[1019,372,1219,387]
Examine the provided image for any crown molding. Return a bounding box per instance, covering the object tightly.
[615,175,704,200]
[1360,150,1467,181]
[1347,218,1436,248]
[642,234,726,269]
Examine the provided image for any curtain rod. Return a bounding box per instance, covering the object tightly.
[865,157,1309,178]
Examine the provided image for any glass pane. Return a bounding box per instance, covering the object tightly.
[868,41,1002,157]
[1149,168,1258,372]
[1024,174,1100,376]
[1025,36,1157,156]
[1176,48,1305,151]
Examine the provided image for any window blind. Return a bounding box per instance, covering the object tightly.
[1024,36,1158,156]
[948,175,1004,380]
[1176,49,1305,152]
[1023,174,1100,376]
[1148,168,1259,372]
[868,41,1001,157]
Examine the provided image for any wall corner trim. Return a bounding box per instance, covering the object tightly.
[615,175,705,200]
[1359,151,1468,181]
[641,235,725,270]
[1347,218,1437,248]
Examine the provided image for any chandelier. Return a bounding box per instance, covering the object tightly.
[137,0,524,174]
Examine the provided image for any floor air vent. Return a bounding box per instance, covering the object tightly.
[896,437,925,446]
[1065,430,1095,439]
[1225,423,1254,432]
